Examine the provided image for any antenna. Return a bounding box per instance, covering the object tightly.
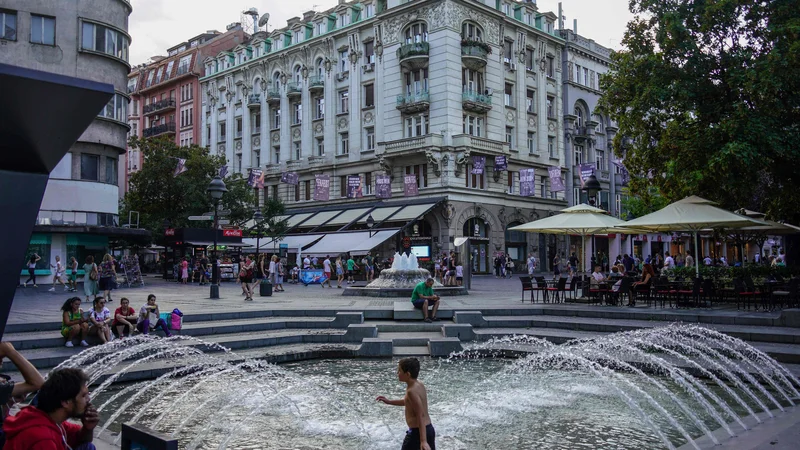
[258,13,270,32]
[241,7,259,35]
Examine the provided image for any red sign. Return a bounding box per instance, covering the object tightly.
[223,229,242,237]
[608,234,616,238]
[402,237,411,249]
[164,228,175,236]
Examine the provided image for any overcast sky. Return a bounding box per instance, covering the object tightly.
[129,0,634,65]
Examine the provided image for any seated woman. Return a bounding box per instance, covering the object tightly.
[137,294,172,337]
[88,296,112,344]
[631,263,656,306]
[112,297,138,338]
[60,297,89,348]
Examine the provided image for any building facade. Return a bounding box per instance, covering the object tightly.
[199,0,575,273]
[1,0,148,285]
[123,26,249,195]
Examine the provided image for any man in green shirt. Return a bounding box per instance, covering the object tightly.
[411,278,440,322]
[346,256,359,284]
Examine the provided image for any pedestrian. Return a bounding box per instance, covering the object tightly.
[335,256,344,288]
[366,252,375,283]
[376,358,436,450]
[493,254,502,278]
[180,257,189,285]
[526,253,537,276]
[505,258,514,279]
[553,253,561,277]
[67,256,79,292]
[21,253,40,288]
[322,255,333,288]
[240,255,255,301]
[199,254,209,286]
[0,341,44,448]
[49,255,68,292]
[98,254,116,304]
[346,255,358,284]
[275,257,285,292]
[82,256,99,303]
[303,255,312,270]
[455,261,464,286]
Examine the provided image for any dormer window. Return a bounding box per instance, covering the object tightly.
[273,39,283,50]
[205,63,213,76]
[546,20,554,33]
[502,3,512,16]
[524,13,533,25]
[315,21,325,36]
[293,30,303,44]
[338,12,351,28]
[364,3,375,18]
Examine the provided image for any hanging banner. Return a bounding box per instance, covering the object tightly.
[403,174,418,197]
[578,163,596,188]
[471,156,485,174]
[246,168,261,187]
[612,160,630,187]
[548,166,565,192]
[173,158,187,177]
[375,174,392,199]
[519,168,535,197]
[256,170,265,189]
[218,165,228,178]
[494,155,507,172]
[280,171,299,185]
[347,175,363,198]
[314,174,330,201]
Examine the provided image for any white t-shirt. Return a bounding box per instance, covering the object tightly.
[592,272,606,282]
[303,257,311,268]
[268,260,276,274]
[91,307,111,323]
[455,265,463,277]
[664,256,675,268]
[55,261,63,276]
[323,258,332,272]
[527,257,536,273]
[138,305,159,326]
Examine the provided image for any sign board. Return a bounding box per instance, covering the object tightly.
[188,216,214,221]
[204,210,231,217]
[164,228,175,236]
[222,229,242,237]
[218,220,231,225]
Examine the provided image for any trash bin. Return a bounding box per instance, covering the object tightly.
[260,279,273,296]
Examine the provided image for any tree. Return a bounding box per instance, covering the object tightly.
[599,0,800,223]
[122,136,258,241]
[620,186,669,220]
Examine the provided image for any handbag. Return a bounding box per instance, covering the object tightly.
[89,264,98,281]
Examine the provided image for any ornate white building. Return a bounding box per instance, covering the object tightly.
[200,0,572,273]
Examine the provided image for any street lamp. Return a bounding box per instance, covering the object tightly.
[253,208,264,266]
[365,213,377,238]
[207,176,227,299]
[582,174,602,207]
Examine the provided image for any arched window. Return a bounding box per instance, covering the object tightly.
[253,78,262,94]
[404,22,428,44]
[463,217,488,238]
[593,113,604,133]
[316,58,325,77]
[294,65,302,83]
[272,72,281,88]
[461,22,482,41]
[574,107,584,127]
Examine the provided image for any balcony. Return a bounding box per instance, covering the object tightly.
[143,121,176,138]
[247,94,261,108]
[462,90,493,114]
[143,98,176,115]
[176,64,191,76]
[287,82,302,98]
[267,89,281,105]
[397,41,429,70]
[308,75,324,93]
[573,125,590,143]
[461,40,489,70]
[396,90,430,114]
[382,134,443,156]
[452,134,508,156]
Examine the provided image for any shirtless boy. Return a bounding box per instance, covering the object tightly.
[376,358,435,450]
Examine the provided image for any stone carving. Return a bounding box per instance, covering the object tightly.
[443,202,456,226]
[383,2,453,45]
[454,151,470,177]
[217,144,225,155]
[506,111,515,123]
[379,155,393,180]
[548,122,556,132]
[292,128,301,139]
[528,116,536,127]
[272,132,280,143]
[235,140,242,150]
[364,111,374,124]
[314,123,324,134]
[530,210,541,221]
[253,137,260,148]
[425,150,441,177]
[338,117,348,129]
[498,206,506,228]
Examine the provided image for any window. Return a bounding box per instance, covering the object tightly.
[364,41,375,64]
[340,175,347,198]
[365,3,375,18]
[254,150,261,168]
[293,30,303,44]
[526,89,535,113]
[540,176,549,198]
[502,3,512,16]
[574,144,584,165]
[525,49,534,71]
[462,115,484,137]
[316,137,325,156]
[273,146,280,164]
[547,96,555,118]
[218,121,226,141]
[314,97,325,119]
[576,65,582,84]
[364,83,374,108]
[462,68,484,93]
[339,90,349,114]
[507,171,516,194]
[271,108,281,129]
[527,132,536,154]
[165,61,175,80]
[365,127,375,150]
[235,154,241,173]
[338,12,351,28]
[235,117,242,138]
[292,102,302,125]
[339,50,349,73]
[252,112,261,134]
[504,83,514,107]
[573,188,582,206]
[0,10,16,41]
[30,14,55,45]
[405,114,429,137]
[546,56,554,78]
[81,21,129,61]
[178,55,192,75]
[584,68,590,86]
[406,165,428,188]
[524,13,533,26]
[461,22,482,41]
[105,157,118,185]
[405,68,428,95]
[506,126,514,147]
[364,172,373,195]
[80,154,99,181]
[466,164,484,189]
[616,194,622,217]
[503,40,513,63]
[305,180,311,201]
[404,22,427,44]
[339,132,349,155]
[549,137,557,159]
[596,150,605,171]
[315,21,325,36]
[293,141,301,160]
[98,93,128,123]
[575,107,584,127]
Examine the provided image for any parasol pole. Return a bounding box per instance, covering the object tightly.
[693,231,700,278]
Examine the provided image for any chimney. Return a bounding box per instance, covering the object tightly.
[303,11,316,21]
[573,19,577,34]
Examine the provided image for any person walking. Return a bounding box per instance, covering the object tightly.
[49,255,68,292]
[180,257,189,285]
[82,256,99,303]
[376,358,436,450]
[335,257,345,288]
[346,255,359,285]
[527,253,537,276]
[22,254,40,288]
[322,255,333,288]
[67,256,79,292]
[240,255,255,301]
[98,254,116,304]
[366,252,375,283]
[274,257,286,292]
[553,253,561,277]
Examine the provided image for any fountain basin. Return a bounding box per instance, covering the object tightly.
[342,285,468,297]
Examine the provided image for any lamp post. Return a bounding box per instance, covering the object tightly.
[365,213,377,238]
[582,174,602,207]
[253,208,264,266]
[207,176,227,299]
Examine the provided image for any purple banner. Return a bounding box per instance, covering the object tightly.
[612,160,630,186]
[471,156,485,175]
[375,174,392,199]
[494,155,507,172]
[314,174,330,201]
[246,168,261,187]
[280,171,299,185]
[347,175,362,198]
[548,166,565,192]
[519,168,535,197]
[173,158,187,177]
[218,165,228,178]
[403,174,418,197]
[578,163,596,189]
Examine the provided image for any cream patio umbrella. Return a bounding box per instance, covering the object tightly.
[618,196,767,277]
[510,204,631,274]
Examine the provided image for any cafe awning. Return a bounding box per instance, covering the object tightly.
[302,229,399,256]
[383,203,437,223]
[253,233,326,251]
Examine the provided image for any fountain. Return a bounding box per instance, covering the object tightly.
[66,324,799,449]
[343,252,468,297]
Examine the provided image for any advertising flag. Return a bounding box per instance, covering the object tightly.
[218,165,228,178]
[494,155,507,172]
[403,174,418,197]
[612,160,630,186]
[548,166,565,192]
[173,158,187,177]
[375,174,392,199]
[247,169,263,188]
[578,163,596,189]
[313,174,330,201]
[519,168,535,197]
[256,170,265,189]
[280,172,299,185]
[471,156,485,175]
[347,175,362,198]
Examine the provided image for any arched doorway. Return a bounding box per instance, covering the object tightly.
[463,217,489,273]
[505,222,527,266]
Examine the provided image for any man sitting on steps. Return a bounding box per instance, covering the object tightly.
[411,278,440,323]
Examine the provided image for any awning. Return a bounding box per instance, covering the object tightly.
[368,206,403,222]
[286,213,313,228]
[384,203,437,222]
[255,234,325,251]
[325,207,372,227]
[183,241,252,248]
[184,241,215,246]
[297,210,343,228]
[303,229,399,256]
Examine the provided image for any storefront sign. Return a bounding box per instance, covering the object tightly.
[403,174,418,197]
[376,175,392,199]
[519,168,535,197]
[402,236,412,249]
[494,155,507,172]
[471,156,485,174]
[222,229,242,237]
[548,166,565,192]
[164,228,175,236]
[347,175,362,198]
[314,174,330,201]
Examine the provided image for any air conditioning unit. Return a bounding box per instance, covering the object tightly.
[485,88,493,96]
[362,63,375,73]
[509,63,517,72]
[336,73,347,82]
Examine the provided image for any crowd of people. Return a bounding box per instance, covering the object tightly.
[433,252,464,287]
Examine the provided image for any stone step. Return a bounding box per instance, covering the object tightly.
[393,346,431,356]
[393,301,454,321]
[377,332,443,347]
[368,321,449,332]
[536,305,783,327]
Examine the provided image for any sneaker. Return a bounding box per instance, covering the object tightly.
[424,318,432,323]
[65,341,74,348]
[48,287,55,292]
[33,284,38,288]
[80,340,89,347]
[432,317,441,321]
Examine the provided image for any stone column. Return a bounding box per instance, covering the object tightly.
[280,80,291,166]
[241,94,252,171]
[301,71,312,163]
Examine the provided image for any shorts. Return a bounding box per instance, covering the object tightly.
[401,424,436,450]
[347,270,354,277]
[336,268,343,276]
[456,277,463,282]
[69,273,77,282]
[324,271,331,279]
[241,276,253,284]
[412,299,436,309]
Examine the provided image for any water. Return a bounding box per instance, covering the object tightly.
[66,325,799,449]
[366,252,439,288]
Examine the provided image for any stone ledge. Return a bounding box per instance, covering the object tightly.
[443,324,475,341]
[358,338,393,357]
[780,309,800,328]
[428,338,462,357]
[343,324,378,341]
[453,311,487,327]
[331,312,364,327]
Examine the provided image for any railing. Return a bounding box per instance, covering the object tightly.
[461,43,489,59]
[599,170,610,181]
[308,75,324,89]
[396,90,430,106]
[397,41,429,60]
[469,136,504,153]
[574,126,588,136]
[462,90,492,106]
[247,94,260,106]
[176,64,191,76]
[143,98,176,114]
[267,89,281,101]
[143,121,176,138]
[287,82,302,94]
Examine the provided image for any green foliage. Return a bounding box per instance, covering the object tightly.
[246,197,290,239]
[620,186,669,220]
[599,0,800,223]
[122,136,258,242]
[669,265,799,281]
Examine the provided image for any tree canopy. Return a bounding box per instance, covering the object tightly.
[599,0,800,223]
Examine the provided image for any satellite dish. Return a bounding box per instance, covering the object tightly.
[258,13,270,29]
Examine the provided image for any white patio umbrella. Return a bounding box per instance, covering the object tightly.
[510,204,631,274]
[618,196,766,277]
